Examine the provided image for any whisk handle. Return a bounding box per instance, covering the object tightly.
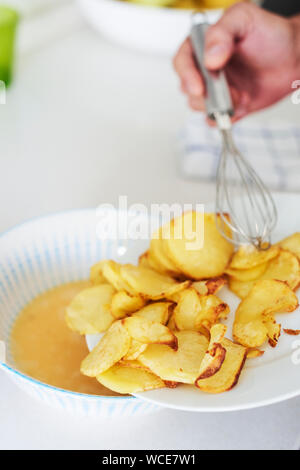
[190,16,234,122]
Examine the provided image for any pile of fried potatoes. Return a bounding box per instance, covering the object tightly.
[65,212,300,395]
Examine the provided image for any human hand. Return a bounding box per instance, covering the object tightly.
[173,2,300,122]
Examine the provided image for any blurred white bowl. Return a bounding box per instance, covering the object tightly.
[0,209,159,417]
[77,0,222,55]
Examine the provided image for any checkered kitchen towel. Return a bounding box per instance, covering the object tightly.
[179,113,300,192]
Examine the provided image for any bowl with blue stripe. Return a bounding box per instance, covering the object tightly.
[0,209,160,417]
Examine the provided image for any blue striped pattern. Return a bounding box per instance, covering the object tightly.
[180,114,300,191]
[0,209,158,417]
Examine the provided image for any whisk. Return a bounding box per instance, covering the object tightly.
[190,14,277,250]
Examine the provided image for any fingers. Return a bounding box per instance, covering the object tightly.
[173,3,255,118]
[173,38,204,98]
[180,76,250,120]
[204,26,234,71]
[231,88,251,121]
[188,95,205,112]
[201,87,250,125]
[204,3,253,71]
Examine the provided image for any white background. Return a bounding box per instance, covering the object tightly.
[0,1,300,450]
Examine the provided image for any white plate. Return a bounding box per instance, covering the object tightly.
[132,192,300,412]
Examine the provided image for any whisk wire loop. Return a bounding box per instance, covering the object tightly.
[215,129,277,250]
[190,18,278,251]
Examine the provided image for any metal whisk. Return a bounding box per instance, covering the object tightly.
[190,14,277,250]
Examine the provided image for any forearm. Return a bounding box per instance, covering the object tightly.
[290,14,300,78]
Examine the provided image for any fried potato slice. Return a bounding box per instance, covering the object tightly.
[246,348,264,359]
[111,291,146,319]
[138,252,153,270]
[123,316,177,349]
[195,338,247,393]
[229,250,300,299]
[225,262,268,282]
[162,212,234,279]
[229,277,253,299]
[173,288,201,331]
[96,363,165,394]
[139,250,165,274]
[197,324,227,380]
[80,320,131,376]
[140,250,181,283]
[265,250,300,290]
[164,381,180,388]
[148,227,180,276]
[192,277,227,296]
[263,315,281,348]
[90,260,107,285]
[147,252,168,274]
[123,340,147,361]
[233,280,298,348]
[168,277,226,302]
[191,281,209,296]
[284,328,300,336]
[277,233,300,260]
[102,260,136,294]
[262,250,300,290]
[195,295,230,330]
[139,331,209,384]
[126,303,174,361]
[133,302,172,325]
[167,313,178,332]
[120,264,189,300]
[118,359,150,370]
[65,284,115,334]
[229,244,279,270]
[173,288,229,332]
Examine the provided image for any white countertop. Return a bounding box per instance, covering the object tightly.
[0,3,300,450]
[1,367,300,450]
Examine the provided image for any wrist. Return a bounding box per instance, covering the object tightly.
[290,15,300,78]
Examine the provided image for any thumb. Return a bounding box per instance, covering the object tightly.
[204,32,234,71]
[204,5,251,70]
